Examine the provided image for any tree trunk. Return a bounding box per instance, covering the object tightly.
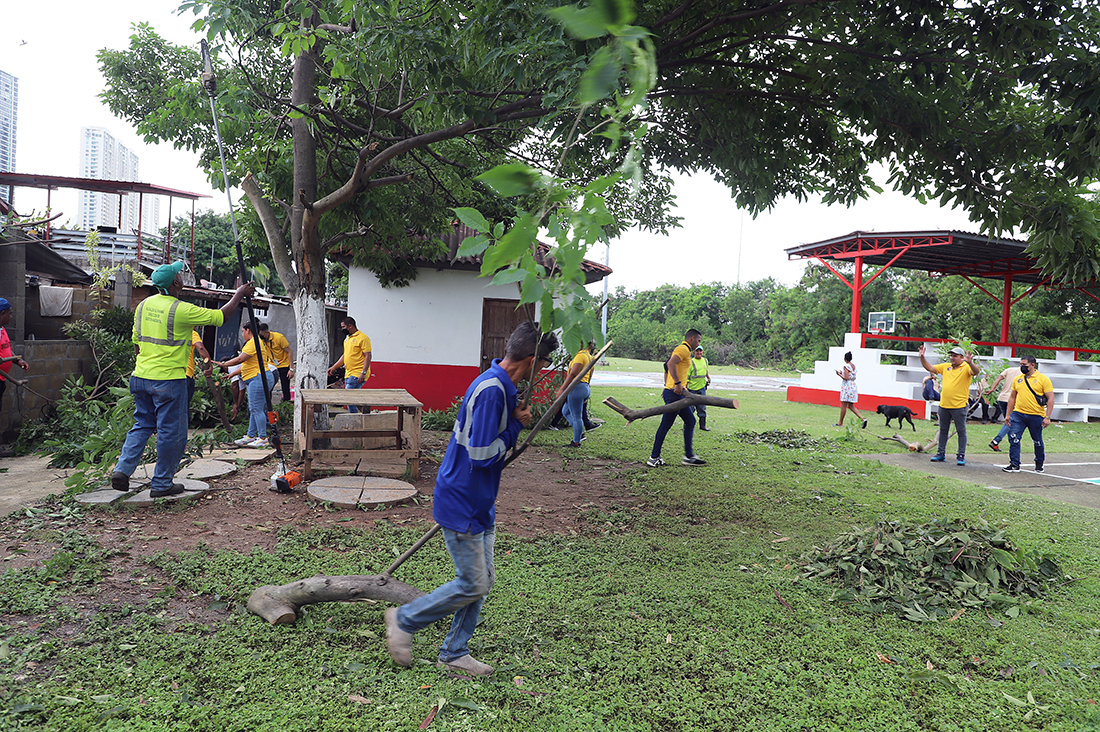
[247,574,426,625]
[292,293,330,453]
[602,394,739,423]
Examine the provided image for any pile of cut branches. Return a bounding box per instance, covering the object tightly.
[800,518,1063,622]
[734,429,828,450]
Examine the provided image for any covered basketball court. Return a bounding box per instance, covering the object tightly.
[785,230,1100,356]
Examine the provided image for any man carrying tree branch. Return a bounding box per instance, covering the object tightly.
[385,321,557,676]
[647,328,706,467]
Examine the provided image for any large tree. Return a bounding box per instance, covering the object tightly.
[100,0,1100,436]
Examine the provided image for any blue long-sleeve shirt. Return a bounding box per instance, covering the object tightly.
[433,360,522,534]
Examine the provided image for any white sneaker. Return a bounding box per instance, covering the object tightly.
[385,608,413,667]
[233,437,252,447]
[248,438,270,449]
[646,456,666,467]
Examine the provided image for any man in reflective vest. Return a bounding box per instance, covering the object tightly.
[111,262,253,497]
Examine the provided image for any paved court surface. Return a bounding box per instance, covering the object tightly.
[869,451,1100,511]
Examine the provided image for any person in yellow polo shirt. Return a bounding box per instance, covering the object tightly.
[185,328,213,406]
[216,323,277,447]
[327,316,372,413]
[648,329,705,467]
[1001,355,1054,474]
[111,261,252,497]
[258,323,294,402]
[555,341,595,447]
[919,343,981,466]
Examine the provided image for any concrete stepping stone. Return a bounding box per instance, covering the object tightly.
[122,478,211,505]
[201,448,271,463]
[177,459,236,480]
[307,476,418,509]
[75,489,130,506]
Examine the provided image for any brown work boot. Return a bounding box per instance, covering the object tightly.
[437,655,494,676]
[385,608,413,667]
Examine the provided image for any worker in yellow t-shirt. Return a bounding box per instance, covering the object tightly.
[216,323,278,448]
[184,328,213,406]
[648,329,705,467]
[258,323,294,402]
[555,342,595,447]
[919,343,981,466]
[327,316,372,413]
[1002,355,1054,474]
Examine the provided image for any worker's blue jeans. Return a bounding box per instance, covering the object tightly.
[114,376,189,491]
[563,381,591,444]
[243,373,268,439]
[991,400,1011,445]
[345,375,364,412]
[1007,412,1045,469]
[651,388,695,459]
[396,525,496,663]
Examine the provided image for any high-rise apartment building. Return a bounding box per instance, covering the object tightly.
[77,126,159,233]
[0,70,17,205]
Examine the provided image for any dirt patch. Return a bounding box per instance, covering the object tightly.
[67,431,643,555]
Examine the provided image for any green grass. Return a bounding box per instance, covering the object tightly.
[601,356,800,379]
[3,388,1100,730]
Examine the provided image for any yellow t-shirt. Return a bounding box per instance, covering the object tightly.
[240,336,276,382]
[185,330,204,379]
[664,342,692,390]
[343,330,372,379]
[932,362,974,410]
[570,349,593,384]
[267,330,292,368]
[132,294,224,380]
[1011,371,1054,416]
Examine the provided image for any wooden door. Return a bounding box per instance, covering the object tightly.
[480,299,534,371]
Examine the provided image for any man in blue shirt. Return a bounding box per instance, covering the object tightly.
[386,321,557,676]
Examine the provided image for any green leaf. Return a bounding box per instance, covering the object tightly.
[456,234,490,258]
[476,164,541,198]
[546,5,612,40]
[448,696,482,711]
[452,207,490,234]
[482,215,538,273]
[579,46,621,104]
[490,268,529,286]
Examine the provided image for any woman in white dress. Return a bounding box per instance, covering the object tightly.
[835,351,867,429]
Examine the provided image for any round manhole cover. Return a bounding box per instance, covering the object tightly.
[308,476,418,509]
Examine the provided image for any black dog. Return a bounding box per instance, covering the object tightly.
[876,404,917,431]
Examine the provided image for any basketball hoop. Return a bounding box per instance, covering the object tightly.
[869,328,881,336]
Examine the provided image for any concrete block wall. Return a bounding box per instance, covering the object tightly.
[23,286,101,341]
[0,340,95,440]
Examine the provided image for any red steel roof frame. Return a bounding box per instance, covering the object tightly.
[786,230,1100,344]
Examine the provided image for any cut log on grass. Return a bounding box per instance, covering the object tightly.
[247,574,426,624]
[878,430,953,453]
[602,394,739,424]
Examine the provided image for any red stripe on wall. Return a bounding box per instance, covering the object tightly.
[366,362,481,411]
[786,386,929,420]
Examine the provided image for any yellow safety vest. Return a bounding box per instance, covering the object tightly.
[132,294,223,380]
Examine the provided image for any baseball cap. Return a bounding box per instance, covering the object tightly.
[151,261,185,293]
[0,297,10,312]
[948,346,965,355]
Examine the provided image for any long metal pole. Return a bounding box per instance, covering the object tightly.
[200,40,290,483]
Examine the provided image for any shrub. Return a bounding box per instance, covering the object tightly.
[422,396,462,431]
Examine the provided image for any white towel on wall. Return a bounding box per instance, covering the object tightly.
[39,286,74,317]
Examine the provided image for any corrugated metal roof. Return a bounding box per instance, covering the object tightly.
[0,172,211,200]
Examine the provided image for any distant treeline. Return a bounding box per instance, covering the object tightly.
[606,264,1100,370]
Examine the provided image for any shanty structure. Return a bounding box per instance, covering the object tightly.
[784,230,1100,422]
[340,224,612,410]
[0,172,210,268]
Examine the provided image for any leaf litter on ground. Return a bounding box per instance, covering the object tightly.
[800,517,1063,622]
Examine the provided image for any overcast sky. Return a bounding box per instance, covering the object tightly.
[4,0,980,292]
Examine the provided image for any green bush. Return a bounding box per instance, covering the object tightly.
[422,396,462,431]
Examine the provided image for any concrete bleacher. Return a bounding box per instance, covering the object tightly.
[792,333,1100,423]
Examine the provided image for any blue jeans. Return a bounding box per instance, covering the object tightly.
[563,382,591,444]
[651,388,695,459]
[688,387,707,418]
[114,377,189,491]
[936,405,968,459]
[396,525,496,663]
[345,375,363,412]
[991,400,1010,445]
[243,373,268,438]
[1008,412,1045,468]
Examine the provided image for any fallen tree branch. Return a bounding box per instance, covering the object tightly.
[602,393,739,424]
[247,574,426,625]
[878,430,953,453]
